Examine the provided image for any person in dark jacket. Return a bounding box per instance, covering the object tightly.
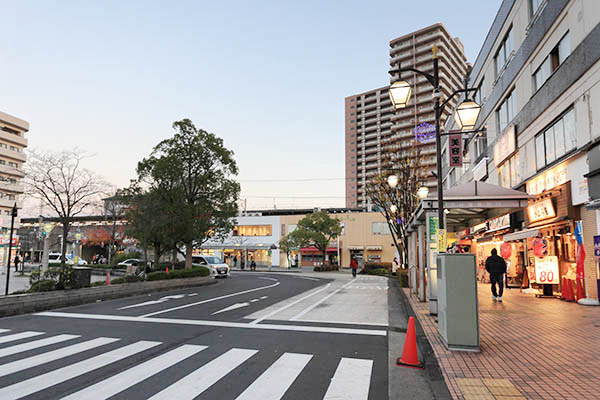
[485,248,507,302]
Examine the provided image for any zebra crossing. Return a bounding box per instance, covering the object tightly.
[0,328,375,400]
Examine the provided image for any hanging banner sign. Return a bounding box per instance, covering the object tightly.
[535,256,559,284]
[448,134,463,167]
[438,229,447,253]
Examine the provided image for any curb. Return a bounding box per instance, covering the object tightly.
[391,279,452,399]
[0,277,217,318]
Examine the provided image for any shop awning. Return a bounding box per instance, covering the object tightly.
[367,246,383,251]
[300,246,338,253]
[503,228,539,241]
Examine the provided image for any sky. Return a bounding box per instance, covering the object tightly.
[1,0,501,214]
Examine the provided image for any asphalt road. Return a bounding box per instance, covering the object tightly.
[0,272,390,400]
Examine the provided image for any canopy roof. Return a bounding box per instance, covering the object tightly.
[408,181,534,229]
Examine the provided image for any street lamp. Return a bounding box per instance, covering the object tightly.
[389,44,481,234]
[417,186,429,200]
[4,203,17,296]
[387,174,398,188]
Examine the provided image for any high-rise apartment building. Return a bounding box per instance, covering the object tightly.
[0,111,28,230]
[345,23,468,208]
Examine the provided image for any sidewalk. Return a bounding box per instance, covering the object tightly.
[404,284,600,400]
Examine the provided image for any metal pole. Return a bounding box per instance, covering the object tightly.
[433,54,445,232]
[4,203,17,296]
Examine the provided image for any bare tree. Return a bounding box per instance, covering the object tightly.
[24,149,107,267]
[365,138,424,270]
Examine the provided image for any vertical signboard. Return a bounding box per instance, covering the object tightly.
[449,134,462,167]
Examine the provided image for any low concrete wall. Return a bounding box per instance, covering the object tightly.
[0,277,217,318]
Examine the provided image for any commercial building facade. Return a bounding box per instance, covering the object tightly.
[441,0,600,301]
[345,23,468,208]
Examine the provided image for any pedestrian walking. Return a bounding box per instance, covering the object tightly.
[485,248,507,302]
[350,256,358,278]
[14,254,20,272]
[250,259,256,271]
[233,256,237,268]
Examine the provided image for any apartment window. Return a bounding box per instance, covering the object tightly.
[533,32,570,92]
[496,91,516,133]
[351,112,355,116]
[9,146,18,152]
[7,194,15,200]
[495,27,514,77]
[530,0,545,18]
[350,98,355,102]
[8,162,17,168]
[8,178,15,184]
[475,78,486,106]
[372,222,391,235]
[474,131,488,159]
[232,225,272,237]
[0,144,6,149]
[351,120,355,123]
[498,153,521,188]
[350,105,355,109]
[535,108,576,170]
[0,160,5,165]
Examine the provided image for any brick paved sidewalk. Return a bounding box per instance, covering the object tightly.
[404,284,600,400]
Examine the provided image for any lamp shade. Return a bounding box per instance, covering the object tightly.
[387,175,398,188]
[417,186,429,199]
[454,100,481,131]
[389,81,412,109]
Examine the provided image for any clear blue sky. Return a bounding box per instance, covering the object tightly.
[1,0,501,212]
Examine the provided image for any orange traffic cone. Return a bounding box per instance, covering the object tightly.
[106,271,111,286]
[397,316,424,369]
[166,267,169,275]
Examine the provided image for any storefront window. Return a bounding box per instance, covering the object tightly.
[232,225,272,236]
[372,222,391,235]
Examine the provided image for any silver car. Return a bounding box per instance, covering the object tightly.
[192,255,230,278]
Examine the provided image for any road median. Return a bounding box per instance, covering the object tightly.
[0,276,217,318]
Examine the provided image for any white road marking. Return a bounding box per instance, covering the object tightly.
[260,296,268,299]
[250,299,259,303]
[323,358,373,400]
[148,348,258,400]
[188,293,198,296]
[291,276,321,281]
[139,280,280,317]
[290,279,357,321]
[0,331,44,344]
[0,328,10,333]
[36,312,387,336]
[60,344,206,400]
[118,294,194,310]
[296,319,389,327]
[0,337,120,378]
[235,353,312,400]
[212,302,250,315]
[249,283,331,324]
[161,294,186,300]
[0,334,80,358]
[0,340,161,400]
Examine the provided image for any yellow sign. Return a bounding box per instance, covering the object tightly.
[43,223,55,234]
[438,229,447,252]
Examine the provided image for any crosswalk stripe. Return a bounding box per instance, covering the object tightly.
[323,357,373,400]
[60,344,207,400]
[0,337,120,378]
[0,340,161,400]
[235,352,312,400]
[0,331,44,344]
[148,348,258,400]
[0,329,10,334]
[0,334,80,358]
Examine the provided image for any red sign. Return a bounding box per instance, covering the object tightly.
[449,134,462,167]
[501,242,512,259]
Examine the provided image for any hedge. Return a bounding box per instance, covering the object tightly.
[111,275,144,285]
[313,265,340,272]
[147,267,210,281]
[30,280,57,293]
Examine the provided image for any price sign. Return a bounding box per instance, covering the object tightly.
[535,256,559,284]
[438,229,447,253]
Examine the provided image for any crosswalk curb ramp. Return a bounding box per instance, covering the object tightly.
[0,328,374,399]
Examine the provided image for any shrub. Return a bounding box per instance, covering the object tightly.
[153,261,185,271]
[30,280,56,292]
[398,269,409,287]
[146,267,210,281]
[90,281,106,287]
[313,265,339,272]
[365,268,390,276]
[364,262,392,272]
[11,289,29,295]
[29,269,41,286]
[111,275,144,285]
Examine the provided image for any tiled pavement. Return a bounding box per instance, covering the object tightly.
[404,284,600,400]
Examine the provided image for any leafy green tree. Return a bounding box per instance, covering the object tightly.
[278,234,298,266]
[288,211,342,265]
[136,119,240,269]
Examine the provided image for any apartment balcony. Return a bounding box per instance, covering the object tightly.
[365,154,378,162]
[0,148,26,163]
[0,198,23,209]
[0,164,24,178]
[364,147,378,156]
[364,124,378,133]
[0,131,28,148]
[0,182,24,194]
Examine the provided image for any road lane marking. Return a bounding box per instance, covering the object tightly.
[0,337,120,378]
[35,312,387,336]
[291,276,321,281]
[61,344,206,400]
[249,283,331,324]
[323,358,373,400]
[0,329,10,333]
[139,280,281,317]
[290,279,356,321]
[0,334,80,358]
[250,299,259,303]
[118,293,199,310]
[0,340,161,400]
[0,331,45,344]
[212,302,250,315]
[235,353,312,400]
[148,348,258,400]
[260,296,268,299]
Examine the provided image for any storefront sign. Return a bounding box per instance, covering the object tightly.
[428,216,438,242]
[526,163,568,195]
[472,157,488,181]
[448,134,462,167]
[527,199,556,223]
[535,256,559,284]
[493,125,516,166]
[488,214,510,232]
[472,222,488,233]
[438,229,447,252]
[594,236,600,258]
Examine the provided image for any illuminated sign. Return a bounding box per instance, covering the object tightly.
[528,199,556,222]
[526,163,568,195]
[472,222,488,232]
[493,125,516,166]
[488,214,510,232]
[414,123,436,144]
[472,157,488,181]
[535,256,559,284]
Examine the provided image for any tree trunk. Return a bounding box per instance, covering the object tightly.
[185,243,193,269]
[61,223,69,268]
[154,245,161,265]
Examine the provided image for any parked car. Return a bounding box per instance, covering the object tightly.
[117,258,144,267]
[192,255,230,278]
[47,253,87,265]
